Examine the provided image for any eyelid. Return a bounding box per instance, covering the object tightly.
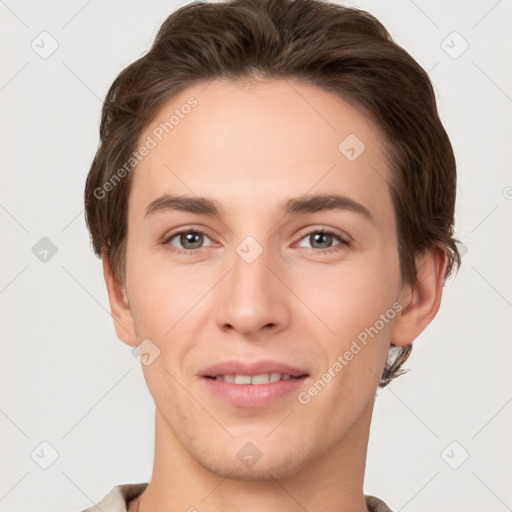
[294,225,352,245]
[163,226,215,247]
[163,225,352,254]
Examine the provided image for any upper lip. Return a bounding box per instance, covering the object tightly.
[201,360,309,378]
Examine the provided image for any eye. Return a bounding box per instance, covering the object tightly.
[296,229,351,254]
[164,229,213,254]
[163,227,351,256]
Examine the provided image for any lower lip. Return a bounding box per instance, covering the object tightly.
[202,376,308,408]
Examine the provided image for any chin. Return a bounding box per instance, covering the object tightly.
[194,443,311,481]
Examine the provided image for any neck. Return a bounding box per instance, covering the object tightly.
[135,400,374,512]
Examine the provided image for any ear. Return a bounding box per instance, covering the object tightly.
[390,244,448,347]
[101,252,138,347]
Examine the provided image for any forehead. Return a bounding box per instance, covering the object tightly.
[130,77,394,226]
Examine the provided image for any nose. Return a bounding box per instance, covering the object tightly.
[215,239,291,338]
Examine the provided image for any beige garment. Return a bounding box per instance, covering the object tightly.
[80,482,394,512]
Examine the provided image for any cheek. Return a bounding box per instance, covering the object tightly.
[126,252,213,353]
[130,279,184,337]
[290,255,399,391]
[291,250,399,331]
[125,250,170,338]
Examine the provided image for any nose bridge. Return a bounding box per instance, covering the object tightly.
[232,234,272,294]
[215,233,288,334]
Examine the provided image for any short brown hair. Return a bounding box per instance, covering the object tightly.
[84,0,461,388]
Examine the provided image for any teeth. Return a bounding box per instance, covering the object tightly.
[214,373,293,384]
[234,374,252,385]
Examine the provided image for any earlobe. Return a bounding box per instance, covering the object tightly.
[390,244,448,347]
[101,252,138,347]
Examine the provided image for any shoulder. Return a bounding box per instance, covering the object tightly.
[78,482,149,512]
[365,494,395,512]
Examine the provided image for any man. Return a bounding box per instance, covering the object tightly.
[81,0,461,510]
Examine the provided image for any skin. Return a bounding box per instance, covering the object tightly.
[102,77,447,512]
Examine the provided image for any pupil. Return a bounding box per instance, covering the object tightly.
[312,232,331,249]
[178,232,333,251]
[181,232,203,249]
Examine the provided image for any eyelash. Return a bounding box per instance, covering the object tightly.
[163,228,351,256]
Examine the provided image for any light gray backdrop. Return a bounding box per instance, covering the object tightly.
[1,1,511,511]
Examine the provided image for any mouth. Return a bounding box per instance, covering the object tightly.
[201,359,309,380]
[200,360,310,408]
[204,373,306,384]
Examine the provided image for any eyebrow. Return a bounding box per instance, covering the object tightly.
[144,193,375,225]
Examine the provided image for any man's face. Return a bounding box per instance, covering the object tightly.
[122,77,407,479]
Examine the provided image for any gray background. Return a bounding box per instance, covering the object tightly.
[1,0,511,511]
